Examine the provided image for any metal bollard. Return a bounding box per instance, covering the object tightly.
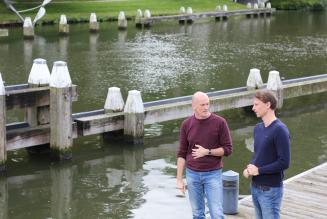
[222,170,239,214]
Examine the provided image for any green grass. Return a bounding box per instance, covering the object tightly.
[0,0,246,24]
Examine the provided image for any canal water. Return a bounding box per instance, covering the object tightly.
[0,11,327,219]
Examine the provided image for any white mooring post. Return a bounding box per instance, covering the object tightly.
[118,11,127,30]
[123,90,144,144]
[0,73,6,172]
[27,58,51,127]
[89,13,99,32]
[267,70,283,109]
[135,9,143,28]
[186,7,193,24]
[222,5,229,21]
[59,14,69,35]
[104,87,125,113]
[179,7,186,24]
[50,61,73,160]
[23,17,34,39]
[246,68,263,90]
[215,5,222,21]
[143,10,152,28]
[103,87,125,141]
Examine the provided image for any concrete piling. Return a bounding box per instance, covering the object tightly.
[89,13,99,32]
[27,58,51,127]
[0,73,6,172]
[49,61,73,160]
[123,90,144,144]
[23,17,34,39]
[246,68,263,90]
[215,5,222,21]
[267,70,283,109]
[135,9,143,28]
[59,14,69,35]
[118,11,127,30]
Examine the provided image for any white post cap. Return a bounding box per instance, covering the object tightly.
[266,2,272,9]
[259,2,265,8]
[144,10,151,19]
[0,72,5,95]
[50,61,72,88]
[90,13,97,23]
[23,17,33,28]
[247,3,252,9]
[28,58,51,85]
[118,11,126,20]
[124,90,144,113]
[186,7,193,15]
[104,87,125,112]
[179,7,185,14]
[254,3,259,9]
[246,68,263,90]
[216,5,222,11]
[136,9,143,18]
[223,5,228,12]
[267,70,282,91]
[60,14,67,25]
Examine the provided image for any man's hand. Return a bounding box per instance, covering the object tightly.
[247,164,259,176]
[176,179,186,195]
[192,144,208,159]
[243,168,250,179]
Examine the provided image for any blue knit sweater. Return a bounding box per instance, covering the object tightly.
[251,119,291,187]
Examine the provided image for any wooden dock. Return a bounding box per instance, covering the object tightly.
[225,162,327,219]
[141,8,275,25]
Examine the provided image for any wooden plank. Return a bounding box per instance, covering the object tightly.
[5,85,78,110]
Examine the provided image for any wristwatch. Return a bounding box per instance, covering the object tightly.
[208,149,212,155]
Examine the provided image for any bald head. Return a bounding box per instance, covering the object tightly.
[192,92,210,119]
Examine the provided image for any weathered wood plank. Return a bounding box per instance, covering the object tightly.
[5,85,78,110]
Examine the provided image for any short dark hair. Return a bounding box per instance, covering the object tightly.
[254,90,277,110]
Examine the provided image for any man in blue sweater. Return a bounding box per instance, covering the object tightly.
[243,89,291,219]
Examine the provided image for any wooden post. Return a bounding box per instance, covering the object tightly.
[26,58,51,127]
[246,3,252,18]
[222,5,229,21]
[123,90,144,144]
[253,3,259,18]
[103,87,125,141]
[179,7,186,24]
[89,13,99,32]
[118,11,127,30]
[104,87,125,113]
[51,164,72,219]
[23,17,34,39]
[215,5,222,21]
[267,70,283,109]
[135,9,143,28]
[0,177,8,218]
[266,3,272,16]
[186,7,193,24]
[0,73,6,172]
[246,68,263,90]
[143,10,152,28]
[59,14,69,35]
[50,61,73,160]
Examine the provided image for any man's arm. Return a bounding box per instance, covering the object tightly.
[176,157,186,194]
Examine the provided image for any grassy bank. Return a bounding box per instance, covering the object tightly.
[0,0,245,25]
[271,0,327,10]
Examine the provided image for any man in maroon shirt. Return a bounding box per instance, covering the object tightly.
[176,91,233,219]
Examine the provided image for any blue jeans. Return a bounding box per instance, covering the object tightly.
[186,168,224,219]
[251,184,283,219]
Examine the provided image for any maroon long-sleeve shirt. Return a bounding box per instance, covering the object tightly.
[177,113,233,172]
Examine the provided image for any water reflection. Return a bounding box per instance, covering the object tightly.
[0,177,8,219]
[59,36,69,61]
